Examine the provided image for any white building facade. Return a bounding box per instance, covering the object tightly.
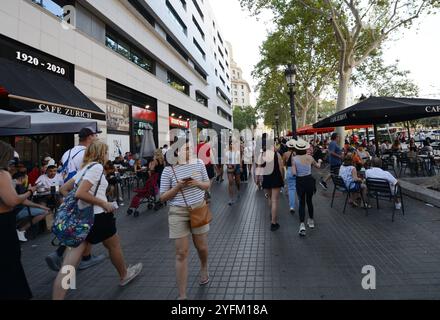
[226,41,251,107]
[0,0,233,160]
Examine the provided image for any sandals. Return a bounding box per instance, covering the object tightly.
[199,274,210,286]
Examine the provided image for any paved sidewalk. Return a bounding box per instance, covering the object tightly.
[21,173,440,300]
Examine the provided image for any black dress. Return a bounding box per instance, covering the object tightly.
[262,152,284,189]
[0,210,32,300]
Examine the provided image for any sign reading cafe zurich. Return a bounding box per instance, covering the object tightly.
[38,103,93,119]
[426,105,440,113]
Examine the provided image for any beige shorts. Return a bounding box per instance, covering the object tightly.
[168,201,210,239]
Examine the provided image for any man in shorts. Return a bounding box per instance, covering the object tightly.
[320,133,343,190]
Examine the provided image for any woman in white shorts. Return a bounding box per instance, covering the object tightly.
[160,141,211,300]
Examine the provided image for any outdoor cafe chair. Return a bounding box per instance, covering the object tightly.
[398,155,411,177]
[365,178,405,222]
[330,175,368,215]
[380,156,398,177]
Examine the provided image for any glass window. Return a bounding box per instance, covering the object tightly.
[168,72,189,95]
[166,0,187,35]
[196,91,208,107]
[32,0,63,18]
[117,41,130,59]
[241,85,244,89]
[105,35,118,51]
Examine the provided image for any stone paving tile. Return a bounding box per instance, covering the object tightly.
[20,171,440,300]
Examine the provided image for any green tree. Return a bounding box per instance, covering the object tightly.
[241,0,440,141]
[233,105,258,131]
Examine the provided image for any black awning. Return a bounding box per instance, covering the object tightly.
[0,58,106,121]
[313,96,440,128]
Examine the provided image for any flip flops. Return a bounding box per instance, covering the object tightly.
[199,276,210,286]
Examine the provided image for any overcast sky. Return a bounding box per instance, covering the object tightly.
[210,0,440,105]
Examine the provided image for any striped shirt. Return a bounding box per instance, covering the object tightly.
[160,159,209,207]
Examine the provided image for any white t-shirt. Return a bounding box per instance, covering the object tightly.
[36,174,64,189]
[61,145,86,177]
[74,163,108,215]
[225,151,240,165]
[366,167,398,194]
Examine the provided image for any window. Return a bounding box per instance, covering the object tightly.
[218,46,224,58]
[32,0,63,18]
[217,32,224,45]
[218,107,232,122]
[180,0,187,10]
[241,85,244,89]
[234,91,237,96]
[234,98,238,102]
[225,61,229,68]
[193,38,206,59]
[168,71,189,95]
[226,74,229,80]
[166,0,187,35]
[213,21,215,29]
[192,16,205,40]
[233,84,237,89]
[219,61,225,72]
[194,63,207,80]
[220,76,225,86]
[215,69,218,76]
[105,31,155,73]
[128,0,155,27]
[233,70,236,74]
[166,34,188,61]
[242,92,244,96]
[242,99,245,103]
[192,0,204,20]
[196,91,208,107]
[213,36,216,44]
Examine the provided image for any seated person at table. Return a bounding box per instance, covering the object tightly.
[339,153,369,208]
[420,140,433,155]
[13,172,50,242]
[35,165,64,190]
[357,145,371,162]
[366,158,402,210]
[391,139,402,153]
[352,149,365,171]
[104,161,124,205]
[380,141,391,154]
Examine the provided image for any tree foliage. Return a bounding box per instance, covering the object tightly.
[232,105,258,131]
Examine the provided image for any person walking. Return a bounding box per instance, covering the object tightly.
[159,140,211,300]
[225,142,241,206]
[52,141,142,300]
[259,141,285,231]
[283,140,297,214]
[0,141,37,300]
[291,139,322,237]
[319,133,343,190]
[46,127,105,272]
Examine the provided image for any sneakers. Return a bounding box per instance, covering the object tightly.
[120,263,143,287]
[17,230,27,242]
[307,219,315,229]
[270,223,280,232]
[228,199,234,206]
[299,223,306,237]
[78,254,106,270]
[290,208,295,215]
[319,179,328,190]
[45,251,62,272]
[395,202,402,210]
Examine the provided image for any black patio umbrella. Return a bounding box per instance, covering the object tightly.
[313,96,440,128]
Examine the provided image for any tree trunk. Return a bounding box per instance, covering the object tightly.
[336,68,352,146]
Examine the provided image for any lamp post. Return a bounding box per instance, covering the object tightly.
[275,114,280,138]
[285,64,297,140]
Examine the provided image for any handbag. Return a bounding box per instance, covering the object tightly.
[52,163,104,248]
[171,166,212,229]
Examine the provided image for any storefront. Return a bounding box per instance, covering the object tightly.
[0,34,105,164]
[168,105,212,143]
[107,80,158,155]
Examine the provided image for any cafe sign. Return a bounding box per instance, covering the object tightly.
[170,116,189,129]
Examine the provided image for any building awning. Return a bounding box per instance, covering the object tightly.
[0,58,106,121]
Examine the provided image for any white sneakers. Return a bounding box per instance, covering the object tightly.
[17,230,27,242]
[395,202,402,210]
[120,263,143,287]
[299,219,315,237]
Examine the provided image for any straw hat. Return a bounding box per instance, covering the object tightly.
[286,139,297,149]
[291,139,310,151]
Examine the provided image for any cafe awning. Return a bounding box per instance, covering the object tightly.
[313,96,440,128]
[0,58,106,121]
[0,110,98,137]
[0,109,31,129]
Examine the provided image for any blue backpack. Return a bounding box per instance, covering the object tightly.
[52,163,104,248]
[59,148,86,183]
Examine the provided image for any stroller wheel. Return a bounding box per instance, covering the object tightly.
[134,211,140,217]
[127,209,133,216]
[147,203,154,210]
[154,203,162,211]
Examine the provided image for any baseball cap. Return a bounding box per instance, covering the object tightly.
[79,127,102,139]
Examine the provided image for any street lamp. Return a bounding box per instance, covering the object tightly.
[285,64,297,140]
[275,114,280,138]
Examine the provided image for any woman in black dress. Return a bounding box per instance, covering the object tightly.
[259,141,285,231]
[0,141,36,300]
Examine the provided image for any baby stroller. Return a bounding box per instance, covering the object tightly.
[127,172,163,217]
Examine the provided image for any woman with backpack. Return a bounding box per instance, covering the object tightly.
[52,141,142,300]
[0,141,36,300]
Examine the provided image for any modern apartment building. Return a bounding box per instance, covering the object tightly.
[0,0,233,161]
[226,41,251,108]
